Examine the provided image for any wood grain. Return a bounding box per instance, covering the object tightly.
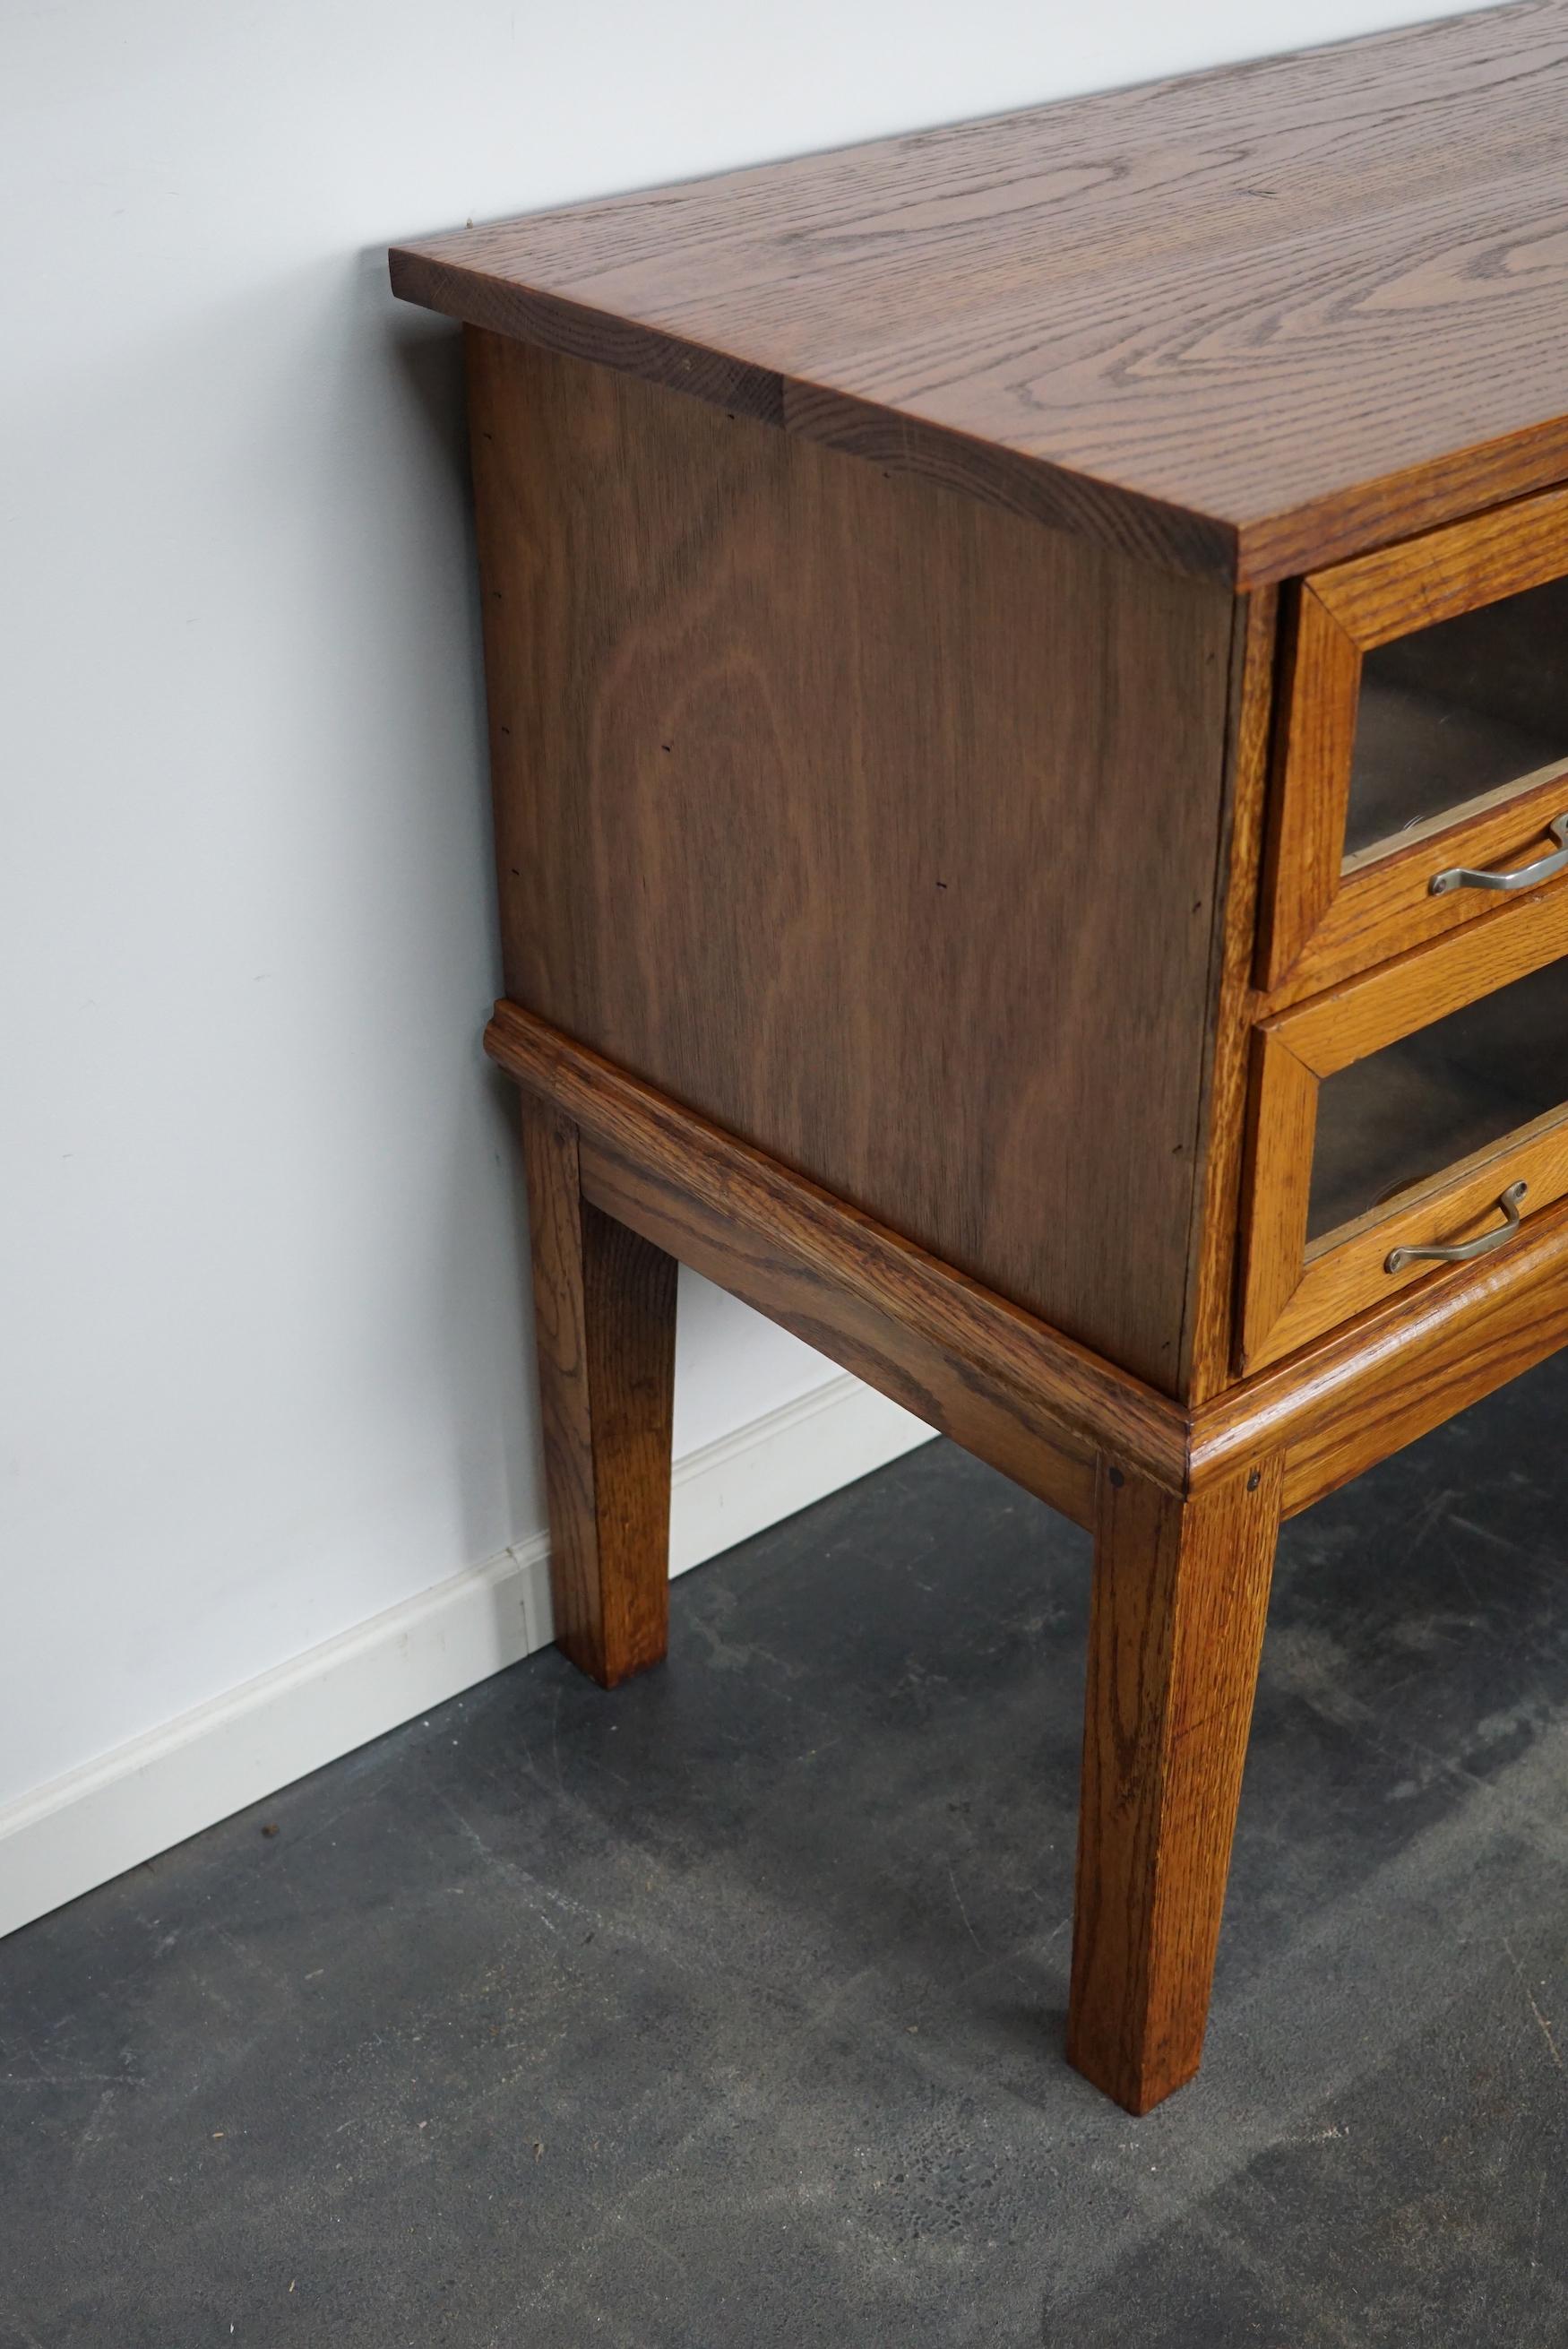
[470,332,1236,1393]
[1311,477,1568,648]
[1269,884,1568,1077]
[1243,894,1568,1366]
[1257,586,1360,987]
[1193,1190,1568,1514]
[1267,767,1568,1006]
[392,4,1568,583]
[1186,590,1279,1400]
[583,1131,1095,1529]
[1066,1453,1283,2114]
[402,13,1568,2115]
[1253,1120,1568,1374]
[501,999,1568,1593]
[1262,478,1568,992]
[1236,1031,1319,1369]
[521,1103,678,1687]
[487,999,1191,1501]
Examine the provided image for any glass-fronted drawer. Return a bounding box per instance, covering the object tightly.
[1347,574,1568,859]
[1240,901,1568,1370]
[1308,956,1568,1238]
[1262,484,1568,998]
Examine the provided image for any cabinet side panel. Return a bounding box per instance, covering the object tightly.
[468,330,1236,1393]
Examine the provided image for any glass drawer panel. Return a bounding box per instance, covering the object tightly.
[1307,954,1568,1239]
[1346,574,1568,859]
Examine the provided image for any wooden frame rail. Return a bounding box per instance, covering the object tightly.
[486,1000,1568,1533]
[485,1001,1189,1522]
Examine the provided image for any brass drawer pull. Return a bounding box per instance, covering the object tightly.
[1385,1180,1528,1274]
[1429,815,1568,895]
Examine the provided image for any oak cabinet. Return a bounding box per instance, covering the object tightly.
[392,0,1568,2115]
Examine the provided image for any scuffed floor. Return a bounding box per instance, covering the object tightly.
[6,1357,1568,2345]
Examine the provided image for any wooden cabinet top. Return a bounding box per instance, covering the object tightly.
[392,2,1568,587]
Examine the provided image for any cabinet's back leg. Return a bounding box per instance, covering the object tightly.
[521,1101,679,1688]
[1067,1453,1283,2112]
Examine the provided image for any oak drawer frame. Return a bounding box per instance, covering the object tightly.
[1241,885,1568,1369]
[1261,482,1568,1000]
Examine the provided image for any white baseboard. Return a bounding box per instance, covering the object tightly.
[0,1376,932,1941]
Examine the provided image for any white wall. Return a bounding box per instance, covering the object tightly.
[0,0,1477,1910]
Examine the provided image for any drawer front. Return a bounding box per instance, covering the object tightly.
[1262,483,1568,1000]
[1240,903,1568,1369]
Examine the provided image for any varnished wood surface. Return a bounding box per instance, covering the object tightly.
[1311,476,1568,648]
[1256,1102,1568,1371]
[470,334,1236,1393]
[1195,1189,1568,1512]
[494,980,1568,1549]
[521,1104,678,1686]
[393,4,1568,584]
[1260,587,1362,986]
[486,999,1191,1502]
[1186,592,1279,1402]
[1307,1106,1568,1289]
[1243,886,1568,1366]
[1269,881,1568,1078]
[1268,770,1568,1006]
[1263,480,1568,992]
[495,995,1568,1537]
[415,17,1568,2111]
[1067,1455,1282,2113]
[583,1131,1096,1530]
[1237,1030,1321,1369]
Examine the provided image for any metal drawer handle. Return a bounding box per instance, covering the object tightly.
[1385,1180,1528,1274]
[1429,815,1568,895]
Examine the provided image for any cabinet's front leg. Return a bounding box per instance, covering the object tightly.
[1067,1452,1283,2112]
[521,1101,679,1689]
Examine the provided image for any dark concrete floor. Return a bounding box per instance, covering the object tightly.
[8,1362,1568,2347]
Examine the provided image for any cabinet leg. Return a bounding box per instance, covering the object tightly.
[521,1102,679,1688]
[1067,1452,1283,2113]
